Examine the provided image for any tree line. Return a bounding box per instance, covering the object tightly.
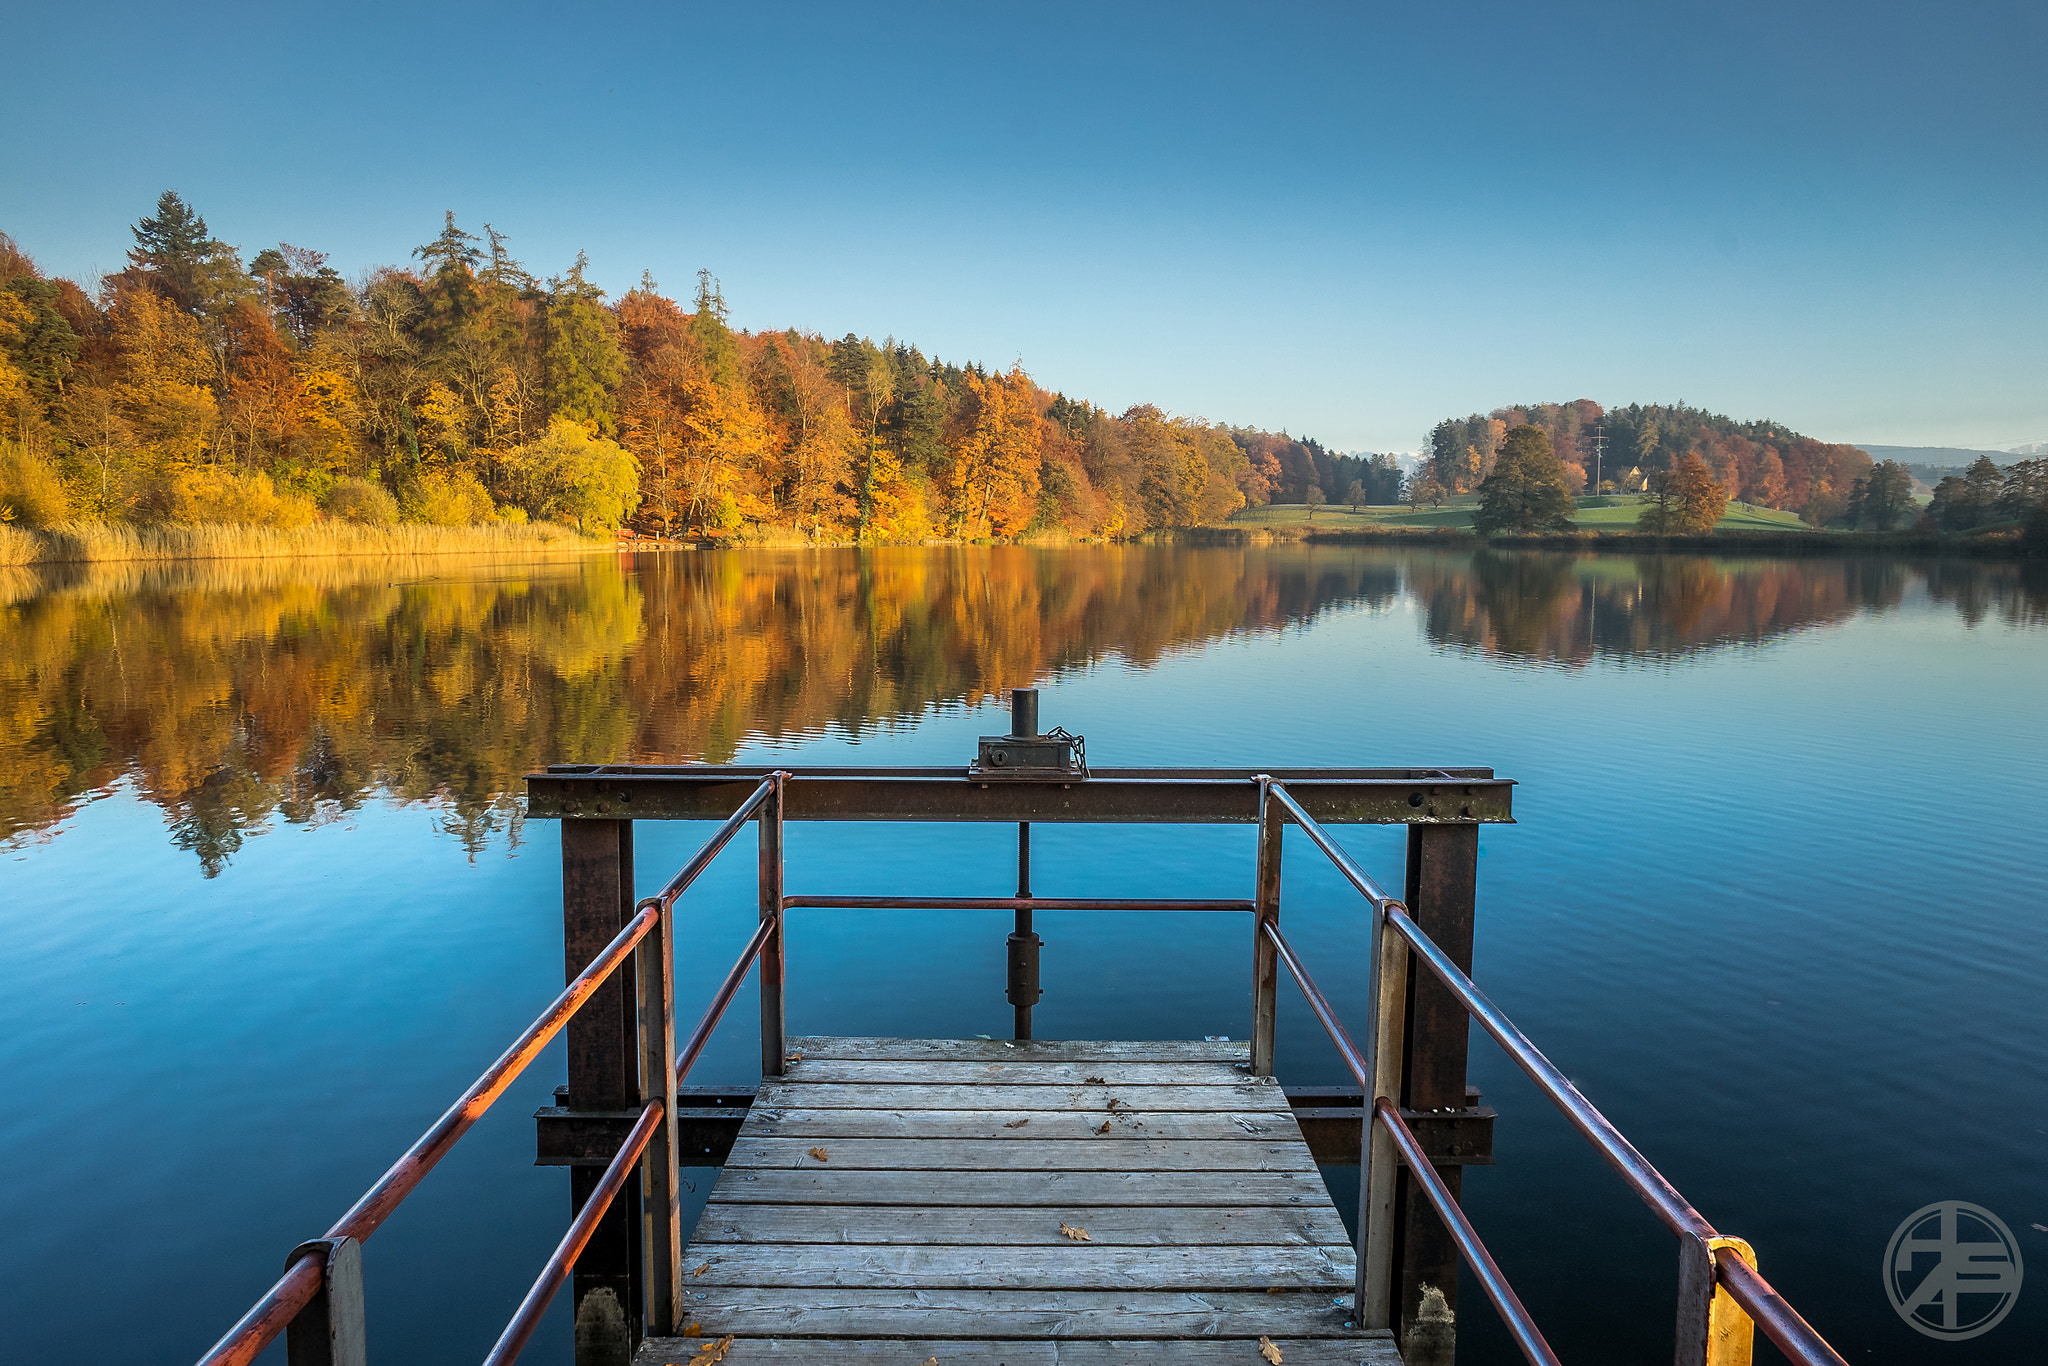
[0,194,1391,540]
[1425,400,1880,527]
[1923,455,2048,534]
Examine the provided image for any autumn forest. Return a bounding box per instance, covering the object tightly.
[7,193,2035,549]
[0,195,1292,542]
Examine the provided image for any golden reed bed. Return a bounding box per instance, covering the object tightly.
[0,519,600,567]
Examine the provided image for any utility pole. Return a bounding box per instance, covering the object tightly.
[1593,421,1605,500]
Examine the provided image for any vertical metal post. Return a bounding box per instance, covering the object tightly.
[636,894,680,1337]
[759,773,787,1079]
[1010,686,1039,740]
[1009,821,1039,1039]
[1250,776,1282,1078]
[1677,1234,1758,1366]
[1006,689,1041,1040]
[284,1237,365,1366]
[1393,821,1479,1366]
[1359,897,1409,1327]
[562,818,640,1365]
[1361,907,1410,1329]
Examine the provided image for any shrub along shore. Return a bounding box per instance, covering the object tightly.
[0,519,600,566]
[1159,522,2041,557]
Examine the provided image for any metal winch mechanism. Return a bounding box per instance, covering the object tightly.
[970,687,1085,1039]
[969,687,1088,782]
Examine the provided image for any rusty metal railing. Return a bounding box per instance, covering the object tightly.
[201,759,1847,1366]
[1257,777,1849,1366]
[195,774,786,1366]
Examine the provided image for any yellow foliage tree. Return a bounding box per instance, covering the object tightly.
[112,288,218,470]
[1642,452,1730,534]
[944,366,1042,536]
[414,382,466,463]
[295,366,362,474]
[680,379,771,533]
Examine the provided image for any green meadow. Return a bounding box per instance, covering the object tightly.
[1227,494,1814,533]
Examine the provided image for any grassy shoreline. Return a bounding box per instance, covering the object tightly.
[4,517,2034,564]
[1161,521,2037,557]
[0,520,607,566]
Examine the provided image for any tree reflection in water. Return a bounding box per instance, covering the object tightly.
[2,547,2040,869]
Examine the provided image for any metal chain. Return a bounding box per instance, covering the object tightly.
[1044,726,1088,778]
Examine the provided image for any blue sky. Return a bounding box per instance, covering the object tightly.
[3,1,2042,452]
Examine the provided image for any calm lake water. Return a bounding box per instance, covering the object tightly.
[4,545,2045,1364]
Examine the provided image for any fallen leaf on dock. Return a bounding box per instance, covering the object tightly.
[1105,1097,1123,1111]
[1003,1118,1030,1129]
[1258,1335,1283,1364]
[923,1358,940,1365]
[1095,1120,1112,1134]
[693,1335,735,1362]
[1060,1222,1092,1241]
[1084,1075,1106,1084]
[809,1146,829,1162]
[784,1051,803,1063]
[683,1322,703,1336]
[692,1261,711,1277]
[1266,1286,1284,1294]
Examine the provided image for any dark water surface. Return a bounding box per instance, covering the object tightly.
[3,546,2044,1363]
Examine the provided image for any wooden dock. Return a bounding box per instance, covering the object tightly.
[637,1036,1398,1365]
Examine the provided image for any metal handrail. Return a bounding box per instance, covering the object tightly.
[195,902,660,1366]
[1265,780,1849,1366]
[1383,903,1710,1238]
[1716,1254,1847,1365]
[482,1098,665,1366]
[678,914,778,1082]
[1263,919,1560,1365]
[1265,782,1401,912]
[1385,902,1848,1365]
[482,780,791,1362]
[196,777,786,1366]
[652,776,780,909]
[1376,1098,1561,1366]
[1261,920,1373,1090]
[783,895,1255,912]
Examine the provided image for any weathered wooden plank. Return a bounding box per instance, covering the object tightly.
[749,1083,1290,1113]
[684,1204,1352,1247]
[706,1168,1329,1206]
[723,1136,1320,1173]
[787,1036,1249,1063]
[679,1243,1354,1290]
[655,1288,1367,1338]
[780,1058,1255,1086]
[636,1336,1402,1366]
[740,1106,1305,1143]
[663,1038,1375,1359]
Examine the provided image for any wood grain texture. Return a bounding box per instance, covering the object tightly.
[636,1336,1401,1365]
[751,1082,1290,1112]
[786,1035,1250,1063]
[781,1058,1259,1086]
[674,1038,1370,1353]
[743,1106,1304,1142]
[683,1205,1351,1247]
[682,1242,1355,1290]
[652,1288,1367,1338]
[723,1136,1320,1172]
[706,1168,1329,1206]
